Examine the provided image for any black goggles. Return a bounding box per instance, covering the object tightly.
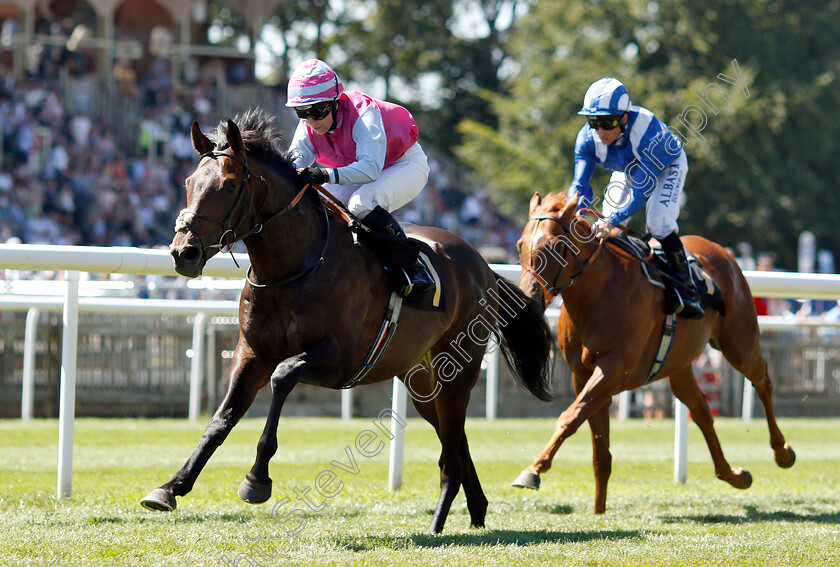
[587,114,623,130]
[295,102,332,120]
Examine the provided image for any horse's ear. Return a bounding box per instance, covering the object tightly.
[529,192,542,213]
[560,192,578,220]
[226,119,245,160]
[191,121,213,155]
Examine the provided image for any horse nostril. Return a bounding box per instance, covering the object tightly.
[174,246,202,265]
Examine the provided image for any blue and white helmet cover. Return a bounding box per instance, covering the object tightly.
[578,77,632,116]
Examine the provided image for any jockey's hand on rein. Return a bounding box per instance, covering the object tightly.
[593,219,614,239]
[298,166,330,186]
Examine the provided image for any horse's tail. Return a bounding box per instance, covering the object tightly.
[493,274,553,402]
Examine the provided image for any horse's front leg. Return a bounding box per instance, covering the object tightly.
[513,361,618,495]
[238,338,344,505]
[588,401,612,514]
[141,353,273,511]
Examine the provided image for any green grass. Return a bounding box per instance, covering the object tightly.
[0,416,837,566]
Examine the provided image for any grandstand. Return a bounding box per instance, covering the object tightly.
[0,0,521,259]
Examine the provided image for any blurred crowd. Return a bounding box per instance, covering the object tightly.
[0,47,521,262]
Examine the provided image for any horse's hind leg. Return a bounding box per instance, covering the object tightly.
[428,394,470,534]
[411,393,486,532]
[668,366,752,489]
[408,361,485,533]
[458,435,488,528]
[141,356,271,511]
[719,331,795,468]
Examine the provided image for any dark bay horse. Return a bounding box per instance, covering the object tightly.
[512,191,795,513]
[139,109,553,534]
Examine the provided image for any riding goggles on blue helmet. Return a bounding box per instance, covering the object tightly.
[588,114,624,130]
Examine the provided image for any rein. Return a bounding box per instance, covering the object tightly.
[577,207,653,262]
[246,204,330,289]
[525,213,604,304]
[177,151,305,259]
[176,149,327,288]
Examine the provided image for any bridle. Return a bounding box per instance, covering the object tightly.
[523,213,603,305]
[175,150,328,288]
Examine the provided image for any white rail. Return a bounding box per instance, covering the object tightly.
[3,244,840,499]
[491,263,840,299]
[0,243,249,278]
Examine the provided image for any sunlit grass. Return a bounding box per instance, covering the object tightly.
[0,417,837,566]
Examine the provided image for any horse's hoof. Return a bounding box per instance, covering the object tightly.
[140,488,176,512]
[777,444,796,469]
[738,469,753,490]
[512,470,540,490]
[238,477,272,504]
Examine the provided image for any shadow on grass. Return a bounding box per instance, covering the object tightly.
[136,512,258,524]
[137,507,369,525]
[662,505,840,525]
[330,528,643,552]
[429,503,574,516]
[536,503,574,515]
[410,528,642,548]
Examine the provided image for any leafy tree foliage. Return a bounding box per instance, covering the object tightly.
[260,0,839,268]
[456,0,840,269]
[330,0,527,153]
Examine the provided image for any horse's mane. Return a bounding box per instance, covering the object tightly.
[207,108,300,186]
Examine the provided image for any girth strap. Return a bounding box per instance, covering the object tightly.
[343,291,404,388]
[645,313,677,384]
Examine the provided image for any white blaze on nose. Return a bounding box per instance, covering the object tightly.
[531,226,547,249]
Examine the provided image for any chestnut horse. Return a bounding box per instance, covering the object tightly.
[139,110,553,534]
[511,191,795,513]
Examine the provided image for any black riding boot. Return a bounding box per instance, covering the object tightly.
[360,206,436,298]
[660,232,705,319]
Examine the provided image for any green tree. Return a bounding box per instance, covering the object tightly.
[425,0,529,152]
[328,0,527,153]
[456,0,840,269]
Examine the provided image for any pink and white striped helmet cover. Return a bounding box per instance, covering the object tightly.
[286,59,345,107]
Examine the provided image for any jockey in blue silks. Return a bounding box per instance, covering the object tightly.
[568,77,704,319]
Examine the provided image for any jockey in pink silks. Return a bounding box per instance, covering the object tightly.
[285,59,434,299]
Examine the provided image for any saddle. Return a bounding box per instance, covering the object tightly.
[357,227,443,311]
[319,195,443,311]
[608,233,726,317]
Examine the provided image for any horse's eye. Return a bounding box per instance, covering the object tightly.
[223,180,237,193]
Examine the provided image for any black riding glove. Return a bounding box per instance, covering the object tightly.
[299,166,330,186]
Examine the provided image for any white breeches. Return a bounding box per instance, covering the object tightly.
[323,142,430,218]
[601,150,688,238]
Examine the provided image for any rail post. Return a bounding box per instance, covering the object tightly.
[485,336,499,421]
[341,389,353,420]
[57,271,79,498]
[189,312,208,421]
[742,380,755,422]
[21,307,39,420]
[674,399,689,484]
[388,377,407,491]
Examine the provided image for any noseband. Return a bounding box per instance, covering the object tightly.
[524,214,603,304]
